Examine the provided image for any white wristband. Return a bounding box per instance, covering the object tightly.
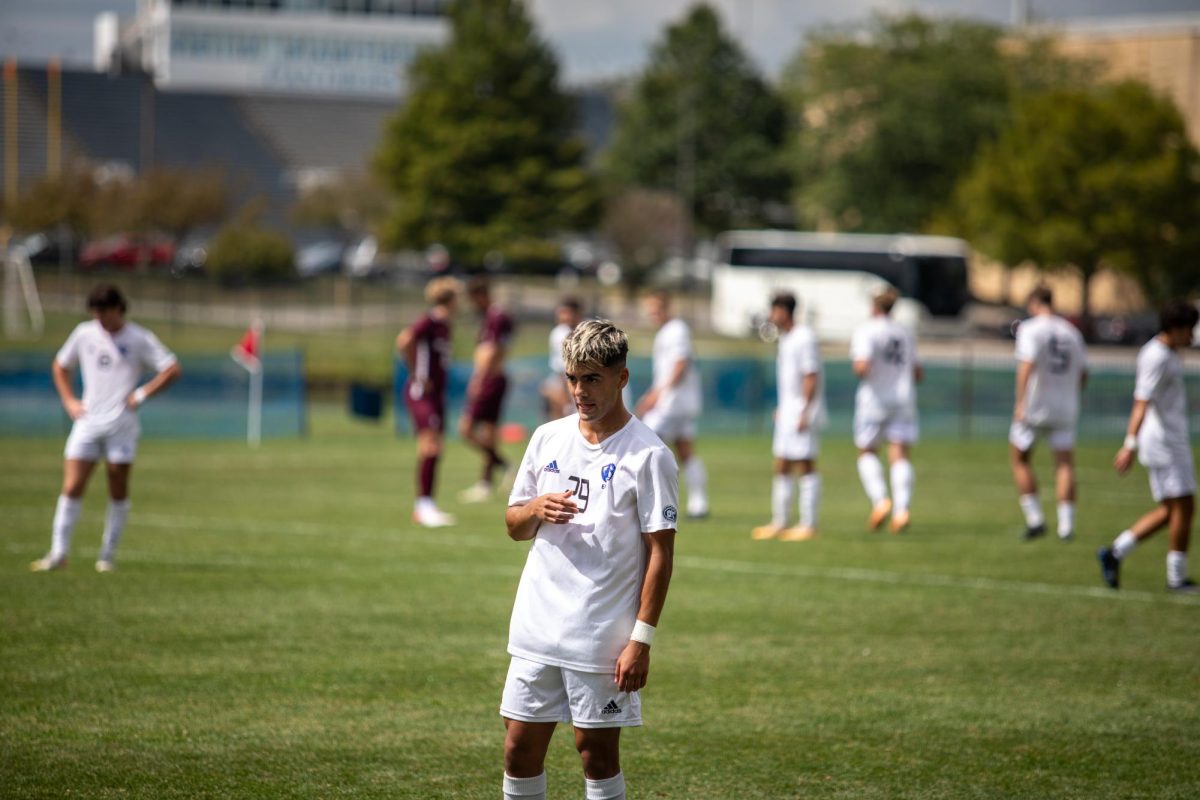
[630,620,656,647]
[133,387,148,405]
[1123,434,1137,451]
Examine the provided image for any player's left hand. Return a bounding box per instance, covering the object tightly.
[126,392,141,410]
[1113,447,1135,475]
[797,415,810,432]
[615,640,650,693]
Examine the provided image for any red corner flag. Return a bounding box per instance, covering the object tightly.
[231,322,262,374]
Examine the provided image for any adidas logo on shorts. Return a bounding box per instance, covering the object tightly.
[543,460,560,473]
[601,700,622,715]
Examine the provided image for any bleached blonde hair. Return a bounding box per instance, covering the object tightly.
[562,319,628,372]
[425,276,462,307]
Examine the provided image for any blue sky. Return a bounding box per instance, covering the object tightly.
[2,0,1198,82]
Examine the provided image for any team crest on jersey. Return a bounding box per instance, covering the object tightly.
[663,506,678,523]
[543,460,560,473]
[601,464,616,482]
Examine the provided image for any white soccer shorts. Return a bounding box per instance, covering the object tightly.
[853,410,918,450]
[1148,459,1197,502]
[642,408,697,443]
[500,656,642,729]
[773,424,819,461]
[64,416,140,464]
[1008,420,1077,453]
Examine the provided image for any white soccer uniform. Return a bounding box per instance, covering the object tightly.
[774,325,826,461]
[1010,314,1087,452]
[56,320,177,463]
[502,414,679,728]
[1133,338,1195,501]
[643,318,702,441]
[850,316,919,449]
[548,323,571,375]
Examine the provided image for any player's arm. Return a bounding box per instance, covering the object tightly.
[1114,399,1149,475]
[913,362,924,384]
[394,326,415,356]
[615,528,675,693]
[51,360,85,420]
[1013,360,1034,421]
[852,359,871,378]
[129,360,181,408]
[798,371,818,431]
[466,341,501,400]
[505,491,579,541]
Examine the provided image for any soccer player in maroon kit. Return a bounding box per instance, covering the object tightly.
[395,277,461,527]
[459,276,517,503]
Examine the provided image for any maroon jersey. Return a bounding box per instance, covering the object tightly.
[406,313,451,399]
[478,306,515,351]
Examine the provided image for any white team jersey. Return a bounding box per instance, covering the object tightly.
[1134,337,1191,468]
[1015,314,1087,428]
[850,316,918,421]
[651,318,702,417]
[777,325,826,430]
[548,323,571,374]
[507,414,679,672]
[56,320,177,427]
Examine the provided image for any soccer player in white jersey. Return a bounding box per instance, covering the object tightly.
[539,296,582,420]
[753,292,825,542]
[31,285,181,573]
[635,290,708,518]
[1098,300,1200,593]
[500,319,678,800]
[1009,286,1088,541]
[850,287,923,533]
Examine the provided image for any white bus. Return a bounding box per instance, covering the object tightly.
[711,230,972,341]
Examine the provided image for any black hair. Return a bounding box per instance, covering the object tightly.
[771,292,797,317]
[1160,299,1199,333]
[87,284,127,314]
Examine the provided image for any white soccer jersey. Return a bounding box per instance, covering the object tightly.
[507,414,679,673]
[777,325,826,430]
[1015,314,1087,428]
[651,318,702,417]
[56,320,177,427]
[850,316,918,422]
[1134,337,1191,468]
[548,323,571,374]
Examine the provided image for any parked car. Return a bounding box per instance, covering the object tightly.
[295,240,345,278]
[80,235,175,270]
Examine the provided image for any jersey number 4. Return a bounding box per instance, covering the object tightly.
[883,337,905,365]
[568,475,590,513]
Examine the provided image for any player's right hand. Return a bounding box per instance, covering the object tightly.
[1113,448,1135,475]
[531,490,578,524]
[64,398,86,420]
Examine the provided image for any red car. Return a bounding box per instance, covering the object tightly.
[80,236,175,270]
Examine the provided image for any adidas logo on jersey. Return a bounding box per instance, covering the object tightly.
[601,700,622,715]
[543,460,560,473]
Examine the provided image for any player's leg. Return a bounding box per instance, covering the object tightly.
[753,456,793,539]
[1164,494,1195,591]
[1097,469,1173,588]
[779,457,819,542]
[500,657,570,799]
[855,417,890,529]
[96,461,132,571]
[675,433,708,518]
[1008,422,1045,539]
[887,439,914,533]
[574,727,625,798]
[503,719,556,797]
[33,457,96,570]
[1052,446,1076,541]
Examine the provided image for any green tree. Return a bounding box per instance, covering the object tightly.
[374,0,596,267]
[949,81,1200,323]
[127,168,229,244]
[605,4,790,236]
[5,171,101,237]
[290,172,391,240]
[784,14,1089,233]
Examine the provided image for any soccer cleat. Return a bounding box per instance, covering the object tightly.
[95,560,116,573]
[1097,547,1120,589]
[1058,530,1074,542]
[686,505,710,520]
[413,508,456,528]
[778,526,817,542]
[458,482,493,504]
[867,498,892,531]
[30,555,67,572]
[890,510,910,534]
[1023,523,1046,541]
[750,524,784,541]
[1168,578,1200,594]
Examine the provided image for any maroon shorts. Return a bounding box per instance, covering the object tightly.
[405,385,445,433]
[465,374,508,424]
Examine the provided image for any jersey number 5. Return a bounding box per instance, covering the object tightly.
[568,475,590,513]
[1048,337,1071,375]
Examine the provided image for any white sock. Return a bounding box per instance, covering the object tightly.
[1018,494,1044,529]
[771,474,796,528]
[585,772,626,800]
[416,496,435,513]
[684,457,708,513]
[857,453,888,506]
[98,498,131,563]
[1167,551,1188,587]
[1112,530,1138,560]
[50,495,83,561]
[890,459,914,513]
[1056,501,1074,538]
[503,772,546,799]
[799,473,821,529]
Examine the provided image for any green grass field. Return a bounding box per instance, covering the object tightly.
[3,412,1198,799]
